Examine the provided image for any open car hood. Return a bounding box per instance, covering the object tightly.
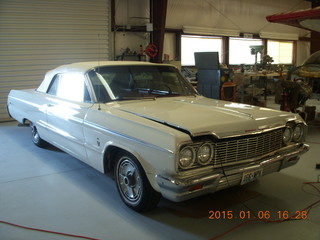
[294,50,320,78]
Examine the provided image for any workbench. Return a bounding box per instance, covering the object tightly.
[247,72,284,101]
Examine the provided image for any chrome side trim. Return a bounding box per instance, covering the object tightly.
[9,96,41,109]
[84,121,174,154]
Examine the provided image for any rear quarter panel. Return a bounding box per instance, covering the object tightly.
[8,89,50,141]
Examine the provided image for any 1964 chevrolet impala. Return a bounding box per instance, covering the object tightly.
[7,61,309,212]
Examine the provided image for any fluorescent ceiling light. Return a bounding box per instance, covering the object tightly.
[259,31,298,40]
[183,26,240,37]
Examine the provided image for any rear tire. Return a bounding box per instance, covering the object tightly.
[114,152,161,212]
[30,122,48,148]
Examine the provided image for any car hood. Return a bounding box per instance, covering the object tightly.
[114,96,297,138]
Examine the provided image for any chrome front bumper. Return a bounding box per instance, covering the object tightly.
[155,143,310,202]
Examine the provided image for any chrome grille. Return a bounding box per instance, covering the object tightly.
[214,129,283,165]
[182,129,283,170]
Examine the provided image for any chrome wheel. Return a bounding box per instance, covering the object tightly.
[30,121,47,147]
[30,122,40,144]
[117,158,142,204]
[114,152,161,212]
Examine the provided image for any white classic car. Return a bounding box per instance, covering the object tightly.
[7,61,309,212]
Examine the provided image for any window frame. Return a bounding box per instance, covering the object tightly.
[228,37,264,65]
[181,35,223,66]
[178,33,297,67]
[266,39,295,65]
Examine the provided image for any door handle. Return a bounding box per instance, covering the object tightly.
[47,104,55,107]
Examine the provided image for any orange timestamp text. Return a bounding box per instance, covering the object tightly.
[208,210,308,220]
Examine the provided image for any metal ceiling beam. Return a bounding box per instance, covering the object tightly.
[150,0,168,63]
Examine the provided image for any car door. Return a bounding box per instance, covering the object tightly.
[46,72,93,162]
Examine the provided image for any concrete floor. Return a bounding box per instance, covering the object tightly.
[1,101,320,240]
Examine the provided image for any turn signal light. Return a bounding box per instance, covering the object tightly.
[188,184,204,192]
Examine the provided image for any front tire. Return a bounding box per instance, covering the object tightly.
[114,152,161,212]
[30,122,47,148]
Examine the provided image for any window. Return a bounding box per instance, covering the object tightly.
[47,74,60,95]
[181,35,222,66]
[88,66,196,100]
[229,38,263,65]
[47,73,90,102]
[267,40,293,64]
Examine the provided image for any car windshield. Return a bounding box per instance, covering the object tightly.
[87,65,197,102]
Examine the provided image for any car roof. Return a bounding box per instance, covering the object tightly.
[37,61,175,93]
[52,61,170,74]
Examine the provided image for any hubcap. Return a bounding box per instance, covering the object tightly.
[31,123,39,142]
[118,158,141,203]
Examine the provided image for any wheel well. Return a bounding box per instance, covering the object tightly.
[103,146,127,177]
[22,118,31,126]
[103,146,144,178]
[6,105,12,118]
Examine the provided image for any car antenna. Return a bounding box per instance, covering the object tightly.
[97,34,102,111]
[98,34,101,67]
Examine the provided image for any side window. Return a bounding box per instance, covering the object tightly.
[83,84,91,102]
[47,74,60,95]
[47,73,91,102]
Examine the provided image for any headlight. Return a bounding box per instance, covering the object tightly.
[179,146,195,169]
[283,127,293,145]
[293,124,303,142]
[197,143,213,165]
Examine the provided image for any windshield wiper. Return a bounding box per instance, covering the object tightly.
[115,96,156,101]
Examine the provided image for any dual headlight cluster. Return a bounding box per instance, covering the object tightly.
[283,124,304,145]
[179,124,304,170]
[179,143,214,169]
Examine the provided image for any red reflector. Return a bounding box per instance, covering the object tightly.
[189,184,204,192]
[288,157,298,162]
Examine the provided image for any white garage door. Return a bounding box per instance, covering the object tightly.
[0,0,111,122]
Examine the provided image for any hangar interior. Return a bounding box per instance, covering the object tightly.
[0,0,320,239]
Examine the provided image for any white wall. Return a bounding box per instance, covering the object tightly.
[113,32,150,60]
[115,0,149,27]
[297,41,311,66]
[114,0,150,58]
[163,33,177,61]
